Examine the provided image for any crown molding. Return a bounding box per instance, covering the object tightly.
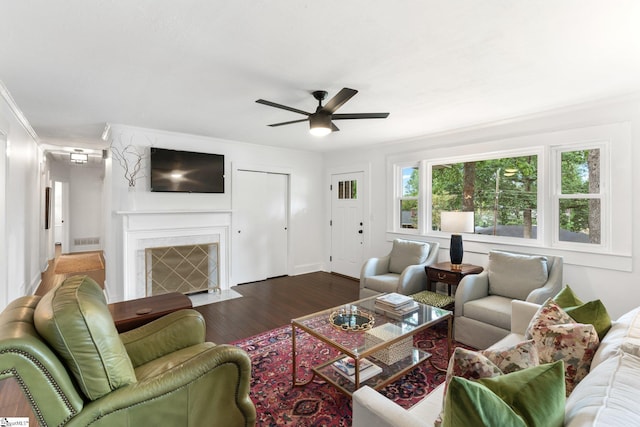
[0,80,38,141]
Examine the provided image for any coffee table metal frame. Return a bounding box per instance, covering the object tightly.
[291,295,452,396]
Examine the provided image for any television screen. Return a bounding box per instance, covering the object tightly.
[150,148,224,193]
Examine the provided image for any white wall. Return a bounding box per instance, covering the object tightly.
[49,157,104,254]
[104,124,325,302]
[0,83,49,307]
[324,96,640,319]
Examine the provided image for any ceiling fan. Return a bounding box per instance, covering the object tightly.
[256,88,389,136]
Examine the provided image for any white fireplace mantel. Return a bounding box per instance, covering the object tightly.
[116,210,231,300]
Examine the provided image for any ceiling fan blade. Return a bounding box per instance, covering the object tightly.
[332,112,390,120]
[267,118,309,127]
[256,99,311,116]
[331,122,340,132]
[322,88,358,113]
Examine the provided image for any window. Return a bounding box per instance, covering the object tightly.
[337,179,358,199]
[398,165,419,229]
[388,123,627,269]
[431,154,538,238]
[555,146,603,245]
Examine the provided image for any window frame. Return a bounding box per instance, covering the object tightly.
[387,122,631,272]
[395,162,421,233]
[551,141,609,251]
[425,146,545,246]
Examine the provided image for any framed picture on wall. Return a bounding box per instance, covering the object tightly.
[45,186,51,230]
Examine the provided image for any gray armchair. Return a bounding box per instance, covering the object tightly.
[454,250,563,349]
[359,239,440,299]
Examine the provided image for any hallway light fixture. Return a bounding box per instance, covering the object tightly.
[70,152,88,164]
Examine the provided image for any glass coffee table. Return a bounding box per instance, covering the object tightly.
[291,294,452,396]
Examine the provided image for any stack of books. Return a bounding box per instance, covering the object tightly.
[332,357,382,383]
[375,293,419,319]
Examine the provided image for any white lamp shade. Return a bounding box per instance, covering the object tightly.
[441,211,475,233]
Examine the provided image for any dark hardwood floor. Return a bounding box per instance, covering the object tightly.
[1,249,360,424]
[198,272,360,343]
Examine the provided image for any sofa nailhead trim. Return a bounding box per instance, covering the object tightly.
[1,348,78,426]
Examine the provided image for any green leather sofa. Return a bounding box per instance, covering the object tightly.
[0,275,256,426]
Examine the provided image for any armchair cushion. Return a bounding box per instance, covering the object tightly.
[363,273,401,294]
[388,239,429,274]
[463,295,513,330]
[120,309,207,367]
[34,275,137,400]
[488,251,548,300]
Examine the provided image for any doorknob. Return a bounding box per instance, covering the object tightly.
[358,230,363,234]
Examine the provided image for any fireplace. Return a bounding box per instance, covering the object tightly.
[118,210,230,300]
[146,243,219,295]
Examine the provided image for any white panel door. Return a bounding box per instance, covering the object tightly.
[233,170,288,284]
[265,173,288,278]
[331,172,364,278]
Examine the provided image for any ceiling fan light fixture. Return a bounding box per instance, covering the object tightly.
[309,113,332,137]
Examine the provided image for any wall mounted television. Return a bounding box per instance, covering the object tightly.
[150,148,225,193]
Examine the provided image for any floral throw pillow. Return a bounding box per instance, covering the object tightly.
[482,339,539,374]
[445,347,502,384]
[526,299,600,394]
[437,343,539,426]
[525,298,574,340]
[436,347,503,426]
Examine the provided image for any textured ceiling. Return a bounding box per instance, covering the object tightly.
[2,1,640,153]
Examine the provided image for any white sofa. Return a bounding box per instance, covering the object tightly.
[353,300,640,427]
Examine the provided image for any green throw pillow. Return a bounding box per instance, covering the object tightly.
[553,285,583,307]
[442,361,565,427]
[554,285,612,340]
[565,300,612,340]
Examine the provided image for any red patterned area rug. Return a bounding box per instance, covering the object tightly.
[232,322,466,426]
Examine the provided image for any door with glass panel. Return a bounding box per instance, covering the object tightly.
[330,172,364,278]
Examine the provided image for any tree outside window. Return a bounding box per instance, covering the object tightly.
[400,166,419,229]
[559,148,601,244]
[432,155,538,238]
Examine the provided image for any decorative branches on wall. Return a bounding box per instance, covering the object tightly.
[110,136,147,188]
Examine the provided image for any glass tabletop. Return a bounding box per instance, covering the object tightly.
[291,294,452,357]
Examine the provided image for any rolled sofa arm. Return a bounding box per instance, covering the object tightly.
[120,309,207,368]
[353,386,424,427]
[526,257,563,304]
[360,255,391,289]
[67,344,256,427]
[0,296,85,427]
[510,300,541,336]
[454,271,489,317]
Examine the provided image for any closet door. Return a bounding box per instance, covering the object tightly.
[265,173,288,278]
[232,170,288,284]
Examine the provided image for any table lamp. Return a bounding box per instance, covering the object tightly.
[441,211,475,270]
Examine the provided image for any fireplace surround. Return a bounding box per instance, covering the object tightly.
[117,210,230,300]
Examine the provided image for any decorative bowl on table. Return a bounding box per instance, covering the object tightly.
[329,306,374,331]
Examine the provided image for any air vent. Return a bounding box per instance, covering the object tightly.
[74,237,100,246]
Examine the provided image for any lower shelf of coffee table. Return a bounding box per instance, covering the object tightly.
[313,348,431,396]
